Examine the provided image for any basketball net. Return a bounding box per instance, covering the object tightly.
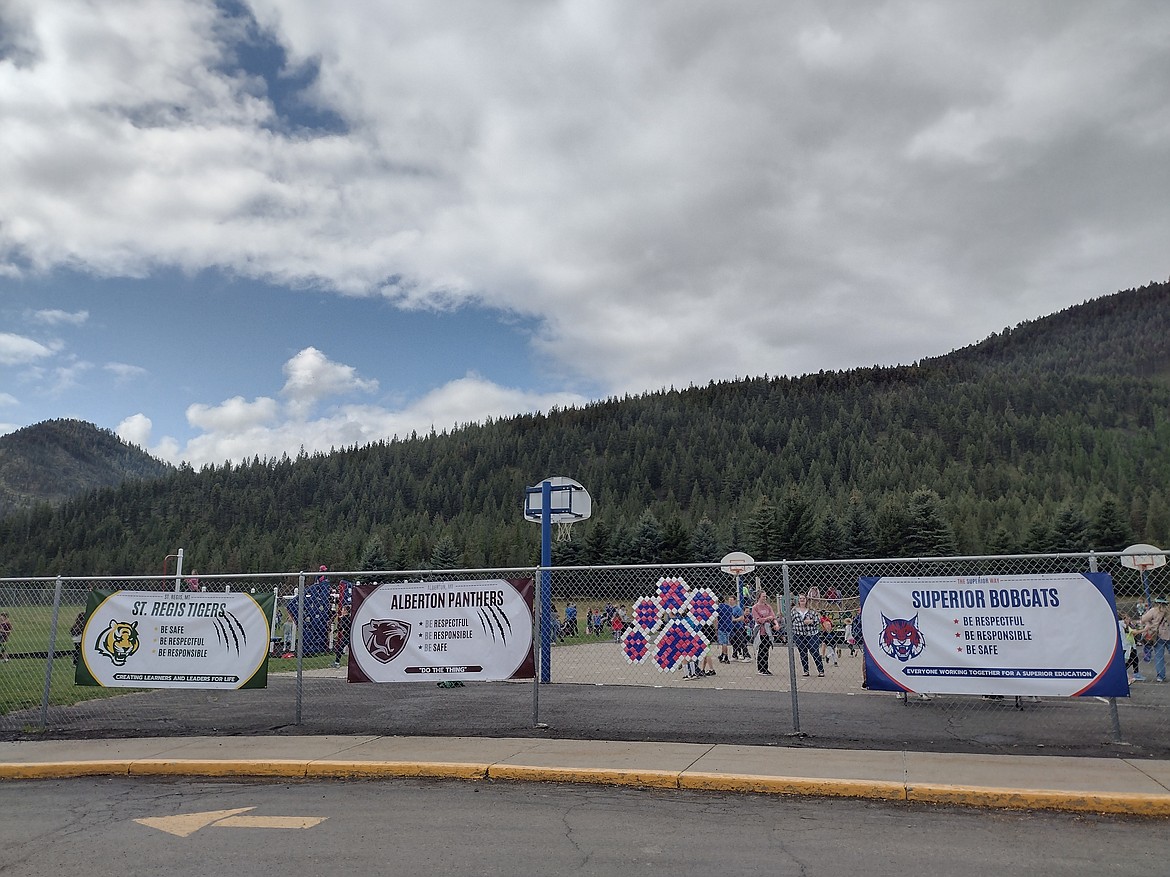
[555,521,576,542]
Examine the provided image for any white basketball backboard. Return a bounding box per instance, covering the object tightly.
[1121,543,1167,571]
[720,551,755,575]
[523,476,592,523]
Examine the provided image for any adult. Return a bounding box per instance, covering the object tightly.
[751,592,776,676]
[790,594,825,677]
[1139,597,1170,683]
[332,605,351,668]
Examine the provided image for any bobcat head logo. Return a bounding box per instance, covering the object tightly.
[96,620,140,666]
[363,619,411,663]
[879,614,926,662]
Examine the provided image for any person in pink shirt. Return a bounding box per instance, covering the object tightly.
[751,592,776,676]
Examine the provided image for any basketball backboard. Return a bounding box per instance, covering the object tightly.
[720,551,755,576]
[1121,543,1167,571]
[523,476,592,523]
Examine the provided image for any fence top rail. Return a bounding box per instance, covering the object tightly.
[0,566,542,585]
[2,550,1163,583]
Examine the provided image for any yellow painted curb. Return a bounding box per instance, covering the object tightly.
[0,760,133,779]
[908,783,1170,817]
[306,760,489,780]
[488,764,680,789]
[681,771,907,801]
[127,759,310,778]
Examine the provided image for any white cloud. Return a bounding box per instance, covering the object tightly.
[0,332,56,365]
[116,412,153,448]
[104,361,146,381]
[0,392,18,407]
[28,308,89,326]
[147,370,585,469]
[280,346,378,419]
[187,395,280,433]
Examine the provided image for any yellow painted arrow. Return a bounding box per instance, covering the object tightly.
[134,807,327,837]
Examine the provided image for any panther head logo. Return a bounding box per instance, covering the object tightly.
[879,614,926,662]
[96,619,140,666]
[363,619,411,663]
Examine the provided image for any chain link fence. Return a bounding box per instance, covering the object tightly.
[1,552,1167,757]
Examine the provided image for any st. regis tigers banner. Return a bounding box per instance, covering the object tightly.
[75,589,273,689]
[859,572,1127,698]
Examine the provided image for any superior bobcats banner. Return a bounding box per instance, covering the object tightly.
[348,578,534,683]
[75,589,274,689]
[860,572,1127,698]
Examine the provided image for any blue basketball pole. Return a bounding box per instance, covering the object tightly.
[540,479,552,684]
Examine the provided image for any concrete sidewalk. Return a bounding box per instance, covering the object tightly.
[2,735,1169,818]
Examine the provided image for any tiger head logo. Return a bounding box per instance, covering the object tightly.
[363,619,411,663]
[95,619,140,666]
[879,614,926,662]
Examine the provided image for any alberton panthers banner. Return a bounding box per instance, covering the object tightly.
[76,589,274,689]
[860,572,1127,698]
[348,578,534,683]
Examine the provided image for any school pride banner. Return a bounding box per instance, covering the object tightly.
[75,590,274,689]
[348,579,534,683]
[860,572,1127,698]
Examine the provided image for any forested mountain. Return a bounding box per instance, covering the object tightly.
[0,419,172,518]
[2,281,1169,577]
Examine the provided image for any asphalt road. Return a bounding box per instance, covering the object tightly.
[1,776,1161,877]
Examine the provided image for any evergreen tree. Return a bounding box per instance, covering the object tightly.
[874,496,911,557]
[725,516,743,556]
[660,516,692,563]
[985,524,1021,555]
[1025,515,1054,554]
[551,532,583,565]
[690,517,720,563]
[817,511,845,560]
[841,499,878,559]
[359,534,389,577]
[746,495,778,561]
[778,486,819,560]
[628,511,665,564]
[1091,497,1135,551]
[583,518,614,566]
[903,489,957,557]
[429,534,460,570]
[1050,505,1089,552]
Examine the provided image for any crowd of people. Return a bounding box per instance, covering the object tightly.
[556,589,864,682]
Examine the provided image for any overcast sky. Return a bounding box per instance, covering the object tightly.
[1,1,1167,468]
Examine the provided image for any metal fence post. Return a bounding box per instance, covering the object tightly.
[532,574,543,727]
[39,575,64,729]
[1089,551,1125,744]
[296,572,305,725]
[782,561,800,733]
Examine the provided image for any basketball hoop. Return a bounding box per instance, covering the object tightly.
[556,521,576,542]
